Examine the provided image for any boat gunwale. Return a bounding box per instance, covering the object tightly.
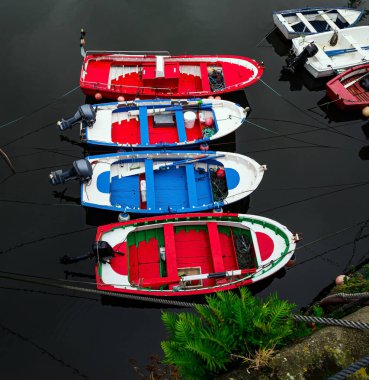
[95,213,295,295]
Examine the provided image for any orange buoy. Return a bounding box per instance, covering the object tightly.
[215,96,221,100]
[205,117,214,127]
[285,258,296,268]
[335,275,348,285]
[117,96,125,102]
[362,106,369,118]
[94,93,102,100]
[285,253,296,268]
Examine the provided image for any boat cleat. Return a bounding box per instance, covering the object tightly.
[292,233,301,242]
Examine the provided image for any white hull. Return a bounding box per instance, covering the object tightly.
[97,214,297,292]
[86,98,246,147]
[81,150,266,214]
[273,8,363,40]
[291,26,369,78]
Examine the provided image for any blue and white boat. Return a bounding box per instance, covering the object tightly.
[49,150,266,218]
[273,7,363,40]
[57,98,248,149]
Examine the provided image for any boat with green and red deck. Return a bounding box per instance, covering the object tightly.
[94,213,299,297]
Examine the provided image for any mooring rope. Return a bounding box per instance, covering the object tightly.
[293,315,369,329]
[0,86,80,131]
[259,79,368,145]
[258,181,369,215]
[0,147,16,173]
[255,26,278,47]
[0,272,197,308]
[0,320,90,379]
[245,119,339,149]
[319,293,369,306]
[2,271,369,318]
[327,355,369,380]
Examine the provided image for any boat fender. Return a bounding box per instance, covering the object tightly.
[329,31,338,47]
[283,43,318,74]
[140,180,147,202]
[118,212,131,222]
[213,206,223,213]
[362,106,369,118]
[95,93,102,100]
[216,168,225,178]
[58,104,96,131]
[159,247,166,261]
[335,274,349,285]
[49,159,93,185]
[92,241,115,263]
[285,253,296,268]
[205,117,214,126]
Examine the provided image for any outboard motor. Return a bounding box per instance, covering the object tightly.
[92,241,115,263]
[57,104,96,131]
[60,241,114,265]
[49,159,93,185]
[283,43,319,74]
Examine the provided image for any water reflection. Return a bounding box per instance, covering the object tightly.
[53,188,81,205]
[316,95,364,123]
[358,145,369,160]
[266,29,290,57]
[279,69,328,92]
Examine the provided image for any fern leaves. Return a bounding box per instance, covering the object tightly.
[161,288,299,379]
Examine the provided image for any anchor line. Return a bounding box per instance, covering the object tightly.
[0,86,80,131]
[245,119,339,149]
[259,79,368,144]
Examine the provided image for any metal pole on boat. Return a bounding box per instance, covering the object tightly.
[80,28,86,58]
[344,71,369,89]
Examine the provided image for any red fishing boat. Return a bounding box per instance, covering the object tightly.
[326,64,369,110]
[93,213,298,297]
[80,52,264,100]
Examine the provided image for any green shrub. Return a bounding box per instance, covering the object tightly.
[161,288,305,379]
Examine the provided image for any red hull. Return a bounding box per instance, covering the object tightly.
[95,270,253,297]
[95,213,295,297]
[326,64,369,110]
[80,54,264,100]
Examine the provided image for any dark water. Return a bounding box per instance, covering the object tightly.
[1,0,369,378]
